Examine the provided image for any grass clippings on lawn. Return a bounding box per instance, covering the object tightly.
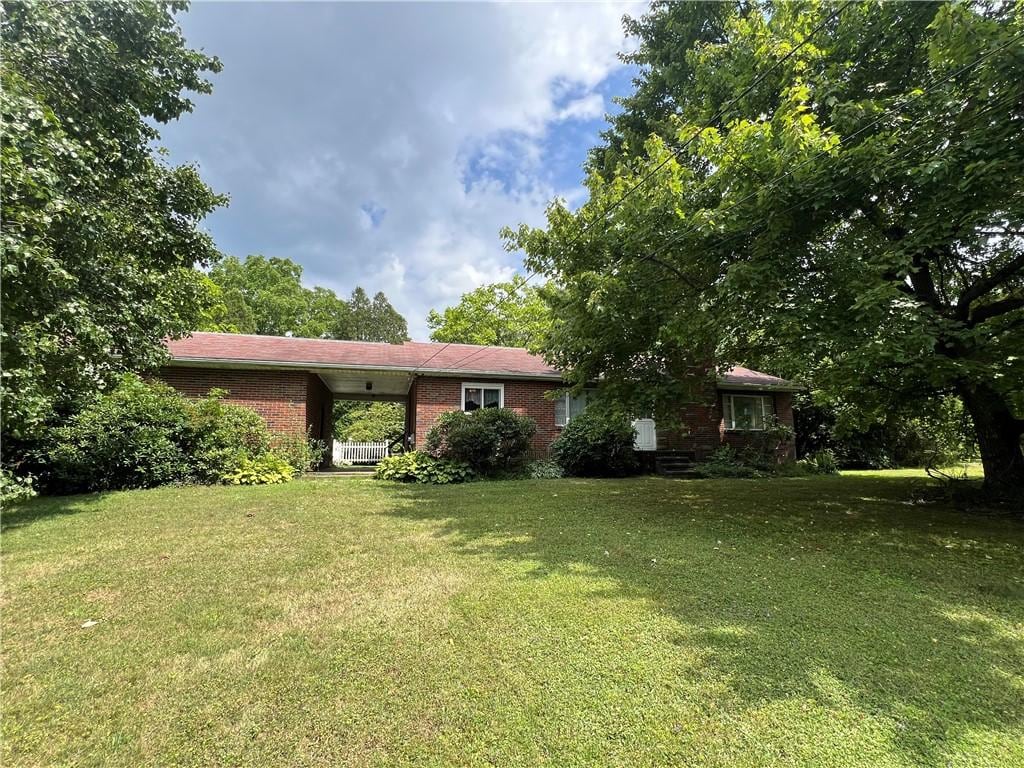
[2,471,1022,767]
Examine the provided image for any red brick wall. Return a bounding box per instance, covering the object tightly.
[658,390,796,461]
[158,367,795,464]
[157,366,312,436]
[411,376,558,455]
[305,373,333,444]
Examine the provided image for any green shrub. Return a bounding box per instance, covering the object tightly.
[270,430,326,473]
[693,446,763,478]
[551,410,639,477]
[335,401,405,443]
[795,394,976,469]
[425,408,535,475]
[221,454,296,485]
[694,424,806,478]
[736,419,796,471]
[375,451,473,484]
[45,375,196,492]
[187,389,274,482]
[1,468,37,504]
[41,375,290,493]
[799,449,840,475]
[526,459,564,479]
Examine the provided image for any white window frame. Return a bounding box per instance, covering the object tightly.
[722,394,774,431]
[461,382,504,411]
[554,390,593,427]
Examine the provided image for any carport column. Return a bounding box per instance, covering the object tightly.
[405,377,418,450]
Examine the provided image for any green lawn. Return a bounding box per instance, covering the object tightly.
[3,472,1022,767]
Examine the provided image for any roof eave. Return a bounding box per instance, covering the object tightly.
[716,380,803,393]
[164,356,563,382]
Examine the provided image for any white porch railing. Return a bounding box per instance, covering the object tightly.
[333,440,389,465]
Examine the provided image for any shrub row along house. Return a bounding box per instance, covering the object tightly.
[162,332,800,469]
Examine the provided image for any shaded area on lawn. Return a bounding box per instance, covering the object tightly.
[382,474,1024,766]
[1,492,111,532]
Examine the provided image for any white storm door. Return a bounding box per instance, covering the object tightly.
[632,419,657,451]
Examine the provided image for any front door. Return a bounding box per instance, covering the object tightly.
[632,419,657,451]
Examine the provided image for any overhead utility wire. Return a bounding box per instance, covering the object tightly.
[412,3,852,375]
[442,27,1024,373]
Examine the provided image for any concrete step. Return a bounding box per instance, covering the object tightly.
[655,451,697,478]
[310,466,377,478]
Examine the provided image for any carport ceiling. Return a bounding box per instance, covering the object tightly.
[318,369,411,397]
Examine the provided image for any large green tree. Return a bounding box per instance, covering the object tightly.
[201,255,410,344]
[348,287,409,344]
[507,1,1024,493]
[426,276,551,348]
[201,254,351,338]
[1,1,224,447]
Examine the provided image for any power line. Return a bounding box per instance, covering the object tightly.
[412,3,853,375]
[439,27,1024,374]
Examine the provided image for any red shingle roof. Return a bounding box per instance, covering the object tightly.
[166,332,561,377]
[165,332,800,389]
[719,366,799,390]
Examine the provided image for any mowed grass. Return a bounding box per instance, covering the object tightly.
[2,472,1022,767]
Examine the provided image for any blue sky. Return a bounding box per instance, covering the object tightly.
[160,2,642,339]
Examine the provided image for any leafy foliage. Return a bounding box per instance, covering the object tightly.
[427,276,551,348]
[692,447,763,479]
[334,402,405,443]
[694,420,800,478]
[270,431,327,473]
[39,375,301,493]
[737,419,797,472]
[506,1,1024,492]
[200,256,410,342]
[348,287,409,344]
[525,459,564,480]
[186,388,274,481]
[551,411,639,477]
[425,408,536,475]
[799,449,841,476]
[374,451,473,484]
[45,375,197,492]
[1,1,224,445]
[1,468,37,505]
[221,454,295,485]
[796,394,977,469]
[201,255,348,337]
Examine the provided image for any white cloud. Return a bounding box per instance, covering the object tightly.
[556,93,606,122]
[161,2,643,339]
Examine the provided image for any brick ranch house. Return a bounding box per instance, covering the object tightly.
[161,332,800,470]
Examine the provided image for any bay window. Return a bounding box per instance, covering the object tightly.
[722,394,774,431]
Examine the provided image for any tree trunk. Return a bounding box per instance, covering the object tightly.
[958,381,1024,498]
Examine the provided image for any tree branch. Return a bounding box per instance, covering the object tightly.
[643,252,702,293]
[957,251,1024,319]
[908,252,946,313]
[968,295,1024,327]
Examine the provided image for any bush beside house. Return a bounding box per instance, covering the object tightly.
[693,419,798,478]
[375,452,474,484]
[551,411,639,477]
[425,408,536,475]
[38,375,322,493]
